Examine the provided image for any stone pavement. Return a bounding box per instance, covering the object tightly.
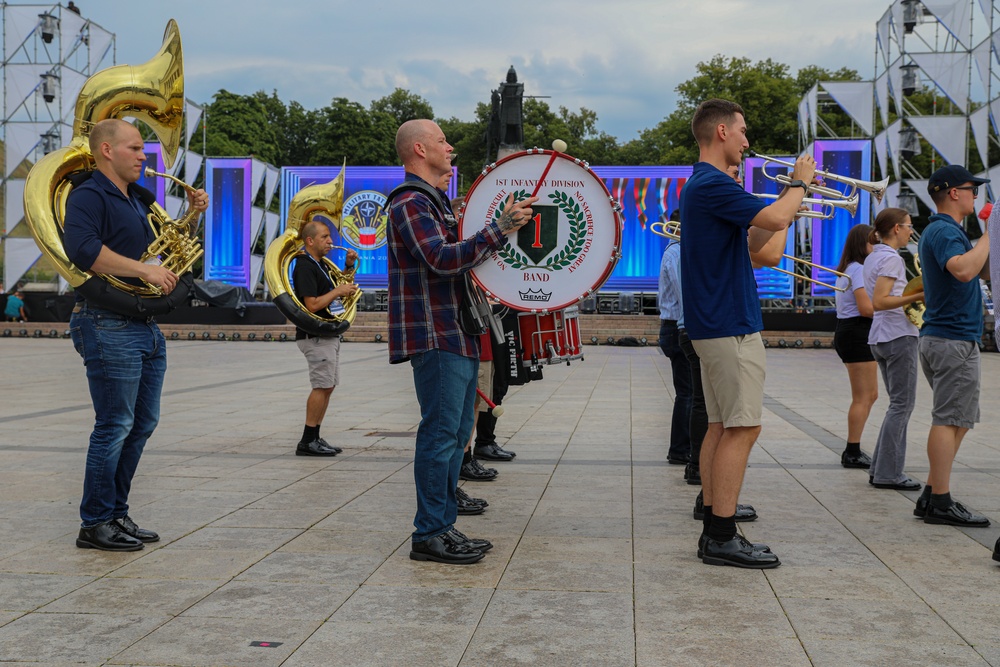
[1,338,999,666]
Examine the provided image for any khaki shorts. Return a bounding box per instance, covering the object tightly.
[691,332,766,427]
[296,336,340,389]
[476,360,494,412]
[919,336,980,428]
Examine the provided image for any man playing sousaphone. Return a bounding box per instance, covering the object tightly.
[291,221,359,457]
[64,118,208,551]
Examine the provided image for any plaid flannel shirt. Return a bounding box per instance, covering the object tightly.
[386,174,507,364]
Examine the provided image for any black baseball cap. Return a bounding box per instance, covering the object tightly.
[927,165,989,193]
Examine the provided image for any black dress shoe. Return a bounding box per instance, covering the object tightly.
[457,486,488,508]
[296,439,337,457]
[873,477,921,490]
[993,537,1000,563]
[913,493,929,518]
[316,436,343,454]
[697,533,771,559]
[410,532,484,564]
[841,450,872,469]
[693,491,758,522]
[474,442,515,461]
[114,515,159,543]
[685,464,701,486]
[701,534,780,569]
[924,501,990,527]
[447,528,492,552]
[460,458,497,481]
[76,521,144,552]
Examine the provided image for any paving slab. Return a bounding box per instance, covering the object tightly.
[3,339,1000,665]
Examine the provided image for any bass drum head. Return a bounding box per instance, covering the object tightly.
[459,151,622,312]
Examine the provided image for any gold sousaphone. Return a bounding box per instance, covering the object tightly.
[23,20,200,317]
[263,167,362,336]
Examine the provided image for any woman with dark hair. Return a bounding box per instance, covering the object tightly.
[833,224,876,469]
[863,207,924,490]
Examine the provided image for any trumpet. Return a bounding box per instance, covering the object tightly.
[747,149,889,206]
[649,220,849,292]
[755,193,859,219]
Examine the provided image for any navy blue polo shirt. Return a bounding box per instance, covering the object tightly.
[679,162,768,340]
[63,170,154,274]
[918,213,983,341]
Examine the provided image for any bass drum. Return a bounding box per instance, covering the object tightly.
[458,150,623,313]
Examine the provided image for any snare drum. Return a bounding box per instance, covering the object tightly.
[459,150,623,313]
[517,306,583,366]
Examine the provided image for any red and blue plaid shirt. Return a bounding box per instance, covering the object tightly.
[386,174,507,363]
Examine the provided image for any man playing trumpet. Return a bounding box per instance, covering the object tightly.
[680,99,814,568]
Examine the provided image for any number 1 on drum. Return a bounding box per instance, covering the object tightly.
[531,213,543,248]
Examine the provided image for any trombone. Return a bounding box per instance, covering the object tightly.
[649,220,850,292]
[755,192,859,219]
[747,149,889,206]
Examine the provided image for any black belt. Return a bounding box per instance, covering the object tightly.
[660,319,678,326]
[73,303,155,324]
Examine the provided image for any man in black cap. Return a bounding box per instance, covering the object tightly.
[915,165,991,527]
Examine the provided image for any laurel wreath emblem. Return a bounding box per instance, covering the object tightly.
[495,189,588,271]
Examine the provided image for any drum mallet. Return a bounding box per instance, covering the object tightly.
[476,388,504,417]
[530,139,568,198]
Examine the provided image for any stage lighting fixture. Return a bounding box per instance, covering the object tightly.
[897,184,919,217]
[778,339,787,348]
[63,329,70,338]
[794,339,803,348]
[48,330,58,338]
[217,332,226,340]
[264,333,273,341]
[901,0,919,33]
[639,337,647,345]
[900,63,919,96]
[248,333,257,341]
[188,332,196,339]
[591,336,598,343]
[813,339,823,348]
[279,333,288,341]
[232,333,241,340]
[202,332,211,340]
[763,339,770,347]
[374,334,383,342]
[170,332,179,339]
[38,12,57,43]
[607,336,615,344]
[19,329,28,337]
[899,127,920,161]
[39,73,59,104]
[33,330,42,338]
[2,330,10,337]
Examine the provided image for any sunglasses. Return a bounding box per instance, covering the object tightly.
[953,185,979,196]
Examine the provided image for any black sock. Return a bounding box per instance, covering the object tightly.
[702,505,713,533]
[707,514,737,543]
[301,425,319,443]
[919,485,932,501]
[845,441,861,456]
[930,492,953,509]
[463,449,472,465]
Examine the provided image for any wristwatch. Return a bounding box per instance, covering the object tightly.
[788,179,808,192]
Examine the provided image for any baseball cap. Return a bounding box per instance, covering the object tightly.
[927,165,990,193]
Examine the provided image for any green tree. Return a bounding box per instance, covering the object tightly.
[203,90,282,164]
[371,88,434,127]
[314,98,397,166]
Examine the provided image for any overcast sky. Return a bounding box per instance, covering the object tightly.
[65,0,891,142]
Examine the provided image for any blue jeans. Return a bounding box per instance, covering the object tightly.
[69,305,166,528]
[659,320,692,460]
[409,349,477,542]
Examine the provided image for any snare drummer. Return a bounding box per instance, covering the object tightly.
[680,99,814,569]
